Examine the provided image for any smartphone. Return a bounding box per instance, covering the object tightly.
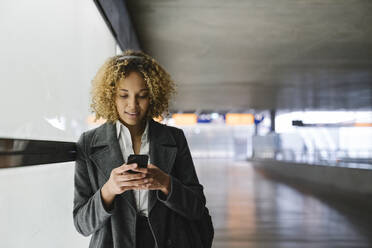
[126,154,149,174]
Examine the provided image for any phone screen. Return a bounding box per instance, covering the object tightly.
[127,154,149,173]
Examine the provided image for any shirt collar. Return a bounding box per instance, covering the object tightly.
[116,119,149,142]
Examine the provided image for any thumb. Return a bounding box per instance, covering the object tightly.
[147,163,157,169]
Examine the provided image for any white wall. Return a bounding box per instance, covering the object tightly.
[0,0,116,247]
[0,0,115,141]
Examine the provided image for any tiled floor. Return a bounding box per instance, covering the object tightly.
[194,159,372,248]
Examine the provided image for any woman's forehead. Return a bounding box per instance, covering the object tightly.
[117,73,148,90]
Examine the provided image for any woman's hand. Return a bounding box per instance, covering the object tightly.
[132,163,171,195]
[104,163,148,195]
[101,163,148,210]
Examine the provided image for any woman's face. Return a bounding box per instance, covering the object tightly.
[115,71,150,127]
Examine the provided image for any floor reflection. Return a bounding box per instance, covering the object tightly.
[194,159,372,248]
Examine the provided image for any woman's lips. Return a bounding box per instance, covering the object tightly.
[125,112,139,118]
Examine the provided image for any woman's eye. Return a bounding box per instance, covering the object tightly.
[120,95,128,98]
[139,95,149,98]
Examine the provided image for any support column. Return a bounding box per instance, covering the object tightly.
[270,109,276,133]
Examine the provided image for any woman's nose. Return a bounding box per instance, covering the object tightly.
[128,96,138,108]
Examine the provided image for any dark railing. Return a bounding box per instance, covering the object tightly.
[252,149,372,169]
[0,138,76,169]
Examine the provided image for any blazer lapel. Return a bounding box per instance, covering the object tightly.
[88,122,137,211]
[148,119,178,214]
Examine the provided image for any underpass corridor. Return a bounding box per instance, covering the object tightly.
[195,159,372,248]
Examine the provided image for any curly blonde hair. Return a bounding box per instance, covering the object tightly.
[90,50,177,123]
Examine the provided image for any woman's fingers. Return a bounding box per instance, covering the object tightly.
[116,172,146,182]
[118,163,138,174]
[109,163,166,191]
[118,178,149,187]
[135,181,161,190]
[117,176,159,188]
[131,163,160,174]
[130,167,150,174]
[147,163,157,169]
[118,163,158,174]
[115,163,137,174]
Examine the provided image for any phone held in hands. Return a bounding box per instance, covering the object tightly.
[126,154,149,174]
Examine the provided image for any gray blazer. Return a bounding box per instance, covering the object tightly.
[73,119,206,248]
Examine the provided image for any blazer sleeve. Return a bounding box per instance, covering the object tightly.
[73,132,114,237]
[157,129,206,220]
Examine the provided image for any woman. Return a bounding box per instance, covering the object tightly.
[73,50,208,248]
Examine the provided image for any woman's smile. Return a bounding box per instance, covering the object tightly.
[125,111,140,119]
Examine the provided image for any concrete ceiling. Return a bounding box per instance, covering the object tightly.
[125,0,372,112]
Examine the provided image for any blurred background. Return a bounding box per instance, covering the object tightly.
[0,0,371,247]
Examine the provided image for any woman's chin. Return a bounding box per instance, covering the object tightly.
[120,116,144,126]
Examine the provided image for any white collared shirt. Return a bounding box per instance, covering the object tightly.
[116,119,150,217]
